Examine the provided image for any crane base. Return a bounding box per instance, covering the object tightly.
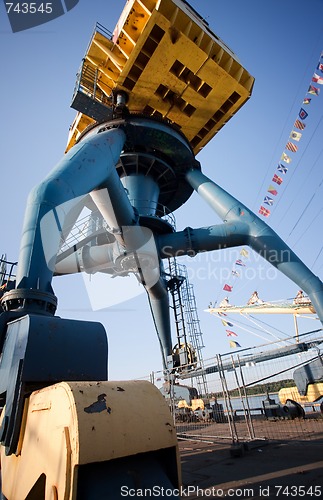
[0,380,180,499]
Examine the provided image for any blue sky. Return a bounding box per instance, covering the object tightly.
[1,0,323,380]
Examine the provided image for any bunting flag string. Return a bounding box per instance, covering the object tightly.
[215,247,250,347]
[221,319,233,327]
[258,49,323,218]
[222,248,249,294]
[226,330,238,337]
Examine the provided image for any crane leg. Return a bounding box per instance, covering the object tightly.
[185,168,323,325]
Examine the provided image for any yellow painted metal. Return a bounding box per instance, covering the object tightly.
[206,304,316,315]
[177,397,204,410]
[66,0,254,154]
[177,399,189,408]
[1,380,180,499]
[279,382,323,404]
[190,398,205,411]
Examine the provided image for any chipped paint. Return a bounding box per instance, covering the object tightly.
[84,393,112,414]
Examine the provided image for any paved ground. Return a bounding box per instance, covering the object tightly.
[179,437,323,499]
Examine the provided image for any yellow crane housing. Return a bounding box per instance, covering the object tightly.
[67,0,254,154]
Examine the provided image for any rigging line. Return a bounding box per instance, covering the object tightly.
[211,313,268,341]
[224,311,289,336]
[251,106,300,213]
[243,355,319,388]
[295,314,320,320]
[230,323,276,344]
[288,192,316,237]
[287,172,323,239]
[240,312,291,344]
[247,314,294,340]
[264,297,310,303]
[312,243,323,270]
[276,144,323,230]
[200,328,323,365]
[211,284,227,309]
[315,262,323,274]
[214,312,278,337]
[223,266,265,300]
[256,297,295,303]
[251,71,316,211]
[210,311,272,343]
[273,114,323,221]
[210,249,249,306]
[252,42,323,212]
[291,205,323,248]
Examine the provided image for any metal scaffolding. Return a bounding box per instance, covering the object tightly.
[166,258,209,397]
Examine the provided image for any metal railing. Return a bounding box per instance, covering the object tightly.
[95,21,113,40]
[140,333,323,444]
[58,202,176,256]
[0,255,17,288]
[129,200,176,230]
[74,62,112,106]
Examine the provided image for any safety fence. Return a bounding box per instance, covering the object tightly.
[141,339,323,445]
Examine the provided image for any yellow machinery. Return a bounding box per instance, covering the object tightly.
[1,381,180,499]
[2,0,323,495]
[206,300,323,407]
[0,0,255,497]
[279,383,323,405]
[178,397,204,410]
[2,0,322,495]
[67,0,254,154]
